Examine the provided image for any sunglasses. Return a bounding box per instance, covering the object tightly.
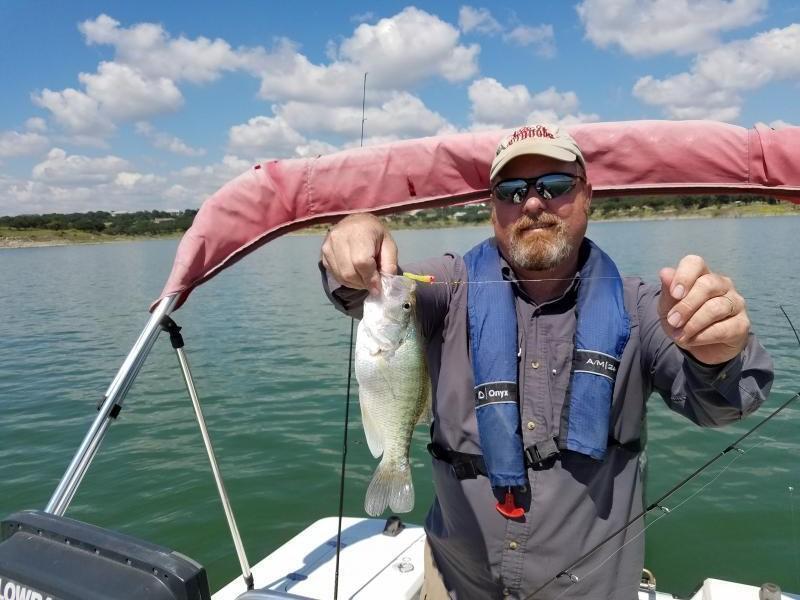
[492,173,584,205]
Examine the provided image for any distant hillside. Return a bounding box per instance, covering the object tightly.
[384,194,799,227]
[1,195,798,248]
[0,210,198,235]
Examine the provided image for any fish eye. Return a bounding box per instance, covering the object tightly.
[402,302,411,310]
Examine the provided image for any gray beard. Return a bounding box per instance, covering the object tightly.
[508,223,572,271]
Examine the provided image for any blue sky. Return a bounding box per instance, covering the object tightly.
[1,0,798,215]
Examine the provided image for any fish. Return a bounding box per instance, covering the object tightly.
[355,273,430,516]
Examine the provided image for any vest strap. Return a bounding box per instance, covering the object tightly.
[428,438,642,481]
[427,443,487,479]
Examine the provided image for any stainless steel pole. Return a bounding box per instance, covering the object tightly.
[45,295,179,515]
[172,342,254,590]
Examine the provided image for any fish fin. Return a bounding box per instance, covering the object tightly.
[376,355,396,395]
[359,399,384,459]
[365,459,415,517]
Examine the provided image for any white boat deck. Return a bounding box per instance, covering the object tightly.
[213,517,797,600]
[682,578,798,600]
[213,517,425,600]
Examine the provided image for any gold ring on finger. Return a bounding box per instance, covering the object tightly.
[722,295,735,317]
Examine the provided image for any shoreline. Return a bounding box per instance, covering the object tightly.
[0,232,181,250]
[2,209,798,249]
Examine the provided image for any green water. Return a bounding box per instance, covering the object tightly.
[1,217,799,597]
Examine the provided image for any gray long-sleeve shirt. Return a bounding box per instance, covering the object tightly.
[322,242,773,600]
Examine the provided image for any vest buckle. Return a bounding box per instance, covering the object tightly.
[524,437,560,466]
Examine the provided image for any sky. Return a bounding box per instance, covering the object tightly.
[1,0,799,216]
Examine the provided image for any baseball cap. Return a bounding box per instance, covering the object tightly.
[490,124,585,181]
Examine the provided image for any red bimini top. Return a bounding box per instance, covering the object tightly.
[154,120,800,311]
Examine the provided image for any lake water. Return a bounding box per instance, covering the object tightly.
[1,216,799,598]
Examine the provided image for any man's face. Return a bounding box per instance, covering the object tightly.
[491,154,591,272]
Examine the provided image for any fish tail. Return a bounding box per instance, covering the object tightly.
[364,458,414,516]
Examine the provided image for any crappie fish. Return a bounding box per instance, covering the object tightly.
[355,273,430,516]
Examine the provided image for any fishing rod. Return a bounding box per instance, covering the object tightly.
[525,306,800,600]
[333,71,367,600]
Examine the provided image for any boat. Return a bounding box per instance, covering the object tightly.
[1,120,799,600]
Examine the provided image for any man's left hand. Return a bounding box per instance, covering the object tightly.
[658,255,750,365]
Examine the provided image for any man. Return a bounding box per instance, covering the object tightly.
[320,125,773,599]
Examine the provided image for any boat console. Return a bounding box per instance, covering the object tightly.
[0,510,211,600]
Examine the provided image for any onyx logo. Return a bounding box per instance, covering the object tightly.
[491,389,509,398]
[475,383,517,406]
[477,389,510,400]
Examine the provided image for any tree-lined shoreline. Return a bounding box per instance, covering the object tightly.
[2,196,798,248]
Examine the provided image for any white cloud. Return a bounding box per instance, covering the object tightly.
[633,24,800,120]
[113,171,165,190]
[78,14,253,84]
[79,62,183,121]
[257,8,479,106]
[227,115,341,159]
[0,175,96,216]
[577,0,767,56]
[277,92,452,138]
[0,131,49,158]
[227,116,307,159]
[295,139,340,157]
[34,61,183,137]
[175,154,251,181]
[762,120,795,129]
[459,6,502,35]
[35,9,478,151]
[33,14,258,139]
[135,122,205,157]
[169,155,253,203]
[339,7,479,85]
[25,117,47,132]
[254,39,370,106]
[0,171,177,216]
[1,153,258,215]
[504,24,556,57]
[468,77,598,128]
[458,6,555,57]
[32,148,132,185]
[32,88,114,136]
[226,90,452,162]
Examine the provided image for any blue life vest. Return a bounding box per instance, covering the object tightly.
[464,238,630,489]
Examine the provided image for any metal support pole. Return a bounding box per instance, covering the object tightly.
[164,318,254,591]
[45,295,179,515]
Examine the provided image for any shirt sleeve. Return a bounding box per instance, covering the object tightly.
[319,253,464,341]
[637,281,774,426]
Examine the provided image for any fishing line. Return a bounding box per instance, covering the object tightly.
[402,274,800,313]
[520,389,800,600]
[333,317,355,600]
[553,438,762,600]
[781,305,800,346]
[333,71,368,600]
[407,273,800,301]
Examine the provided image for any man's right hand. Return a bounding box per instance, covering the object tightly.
[321,213,398,296]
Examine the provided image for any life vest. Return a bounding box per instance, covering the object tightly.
[463,238,630,513]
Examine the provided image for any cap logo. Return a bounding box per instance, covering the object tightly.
[496,125,557,156]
